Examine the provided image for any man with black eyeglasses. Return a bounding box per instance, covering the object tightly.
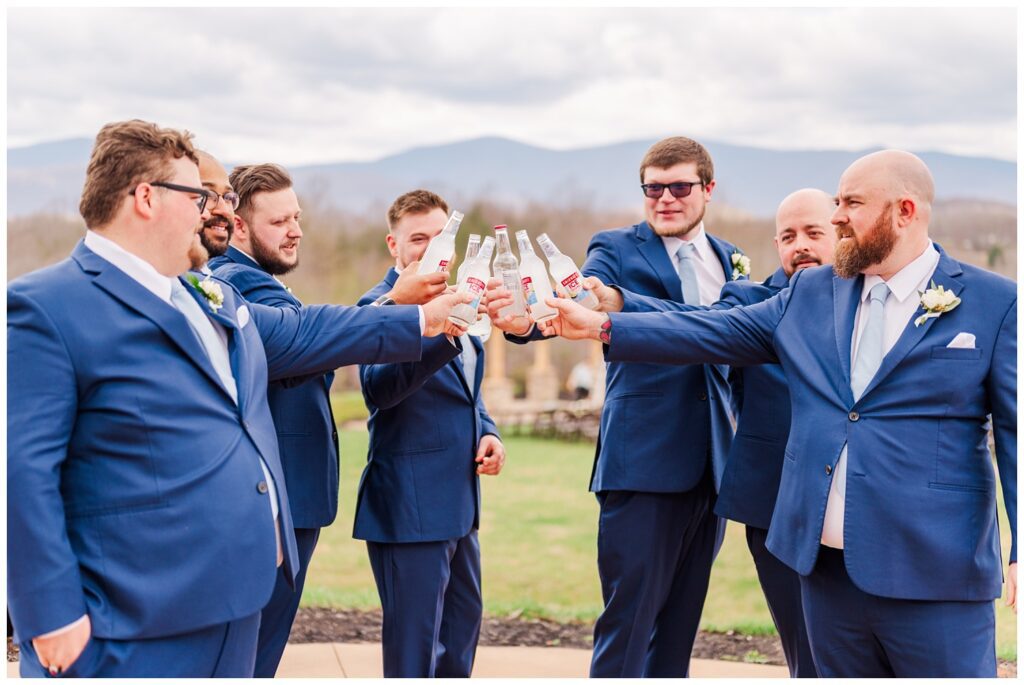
[197,150,239,261]
[489,136,746,677]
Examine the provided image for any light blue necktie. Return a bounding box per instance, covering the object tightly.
[676,242,701,305]
[850,282,891,400]
[170,279,238,404]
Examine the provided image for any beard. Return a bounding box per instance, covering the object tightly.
[653,204,706,238]
[832,204,898,279]
[199,215,233,258]
[188,235,210,271]
[251,234,299,276]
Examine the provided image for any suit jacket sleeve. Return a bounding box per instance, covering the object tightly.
[250,300,423,382]
[618,281,747,314]
[478,396,500,439]
[987,296,1017,563]
[360,334,462,411]
[606,281,788,367]
[218,268,317,388]
[7,288,90,639]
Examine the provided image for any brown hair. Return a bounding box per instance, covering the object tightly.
[386,189,449,232]
[79,119,197,228]
[639,136,714,185]
[229,163,293,221]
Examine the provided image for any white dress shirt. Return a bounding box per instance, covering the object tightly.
[661,224,728,306]
[820,241,940,549]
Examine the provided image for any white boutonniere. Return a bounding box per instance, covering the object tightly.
[914,281,960,327]
[730,251,751,280]
[185,274,225,312]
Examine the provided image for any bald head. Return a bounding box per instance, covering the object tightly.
[832,149,934,279]
[842,149,935,209]
[196,149,236,258]
[774,188,837,277]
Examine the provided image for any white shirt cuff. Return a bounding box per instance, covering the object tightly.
[418,305,425,335]
[36,614,88,640]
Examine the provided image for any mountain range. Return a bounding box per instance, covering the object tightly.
[7,136,1016,218]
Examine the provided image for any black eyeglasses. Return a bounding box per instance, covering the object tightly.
[206,189,240,211]
[640,181,704,200]
[130,181,211,213]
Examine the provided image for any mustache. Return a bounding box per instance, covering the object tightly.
[790,252,821,266]
[203,215,232,230]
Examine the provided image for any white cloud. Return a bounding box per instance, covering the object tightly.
[6,6,1016,163]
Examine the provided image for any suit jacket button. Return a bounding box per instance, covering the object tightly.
[699,392,708,401]
[825,464,833,475]
[257,481,269,494]
[848,411,860,421]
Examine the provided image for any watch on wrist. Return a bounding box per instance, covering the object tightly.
[599,316,612,344]
[373,294,396,306]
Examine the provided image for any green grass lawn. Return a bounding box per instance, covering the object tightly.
[305,429,1017,660]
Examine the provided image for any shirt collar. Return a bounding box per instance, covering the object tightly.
[661,223,710,262]
[83,230,176,303]
[232,246,261,267]
[861,240,939,304]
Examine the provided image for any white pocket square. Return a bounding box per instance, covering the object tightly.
[946,332,975,349]
[236,304,250,329]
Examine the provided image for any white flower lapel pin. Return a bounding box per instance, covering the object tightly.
[186,274,225,313]
[730,251,751,280]
[914,281,960,327]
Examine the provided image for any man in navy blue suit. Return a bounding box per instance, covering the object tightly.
[540,150,1017,677]
[7,120,467,678]
[489,137,744,677]
[589,188,837,676]
[355,189,506,677]
[208,161,450,676]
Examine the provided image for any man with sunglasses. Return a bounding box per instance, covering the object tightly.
[489,136,745,677]
[7,120,469,678]
[197,150,239,261]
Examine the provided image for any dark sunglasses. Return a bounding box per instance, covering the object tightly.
[130,181,211,213]
[640,181,704,200]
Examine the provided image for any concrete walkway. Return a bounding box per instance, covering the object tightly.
[277,643,789,678]
[8,643,789,678]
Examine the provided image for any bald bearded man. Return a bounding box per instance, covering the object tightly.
[541,151,1016,677]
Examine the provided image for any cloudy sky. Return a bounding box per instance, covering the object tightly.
[7,6,1017,165]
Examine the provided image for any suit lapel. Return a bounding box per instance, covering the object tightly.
[707,234,743,284]
[833,272,863,405]
[184,275,247,410]
[859,250,964,400]
[77,248,231,399]
[635,222,684,301]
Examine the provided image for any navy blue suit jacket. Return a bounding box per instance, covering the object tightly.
[7,242,422,642]
[210,246,339,529]
[608,247,1017,600]
[620,267,792,529]
[353,269,499,543]
[509,221,742,494]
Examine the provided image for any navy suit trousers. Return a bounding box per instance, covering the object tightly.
[745,525,816,677]
[18,612,260,678]
[590,471,725,678]
[800,546,996,677]
[367,531,483,677]
[254,527,321,677]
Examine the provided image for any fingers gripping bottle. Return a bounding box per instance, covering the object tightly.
[515,229,558,322]
[448,237,495,328]
[536,233,599,310]
[457,234,482,287]
[467,240,494,338]
[493,225,527,318]
[417,210,464,275]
